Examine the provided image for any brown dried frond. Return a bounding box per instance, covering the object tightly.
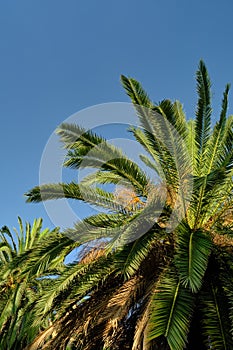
[38,273,124,350]
[212,233,233,247]
[132,299,151,350]
[26,325,55,350]
[79,246,106,265]
[106,276,140,309]
[102,276,142,345]
[221,209,233,227]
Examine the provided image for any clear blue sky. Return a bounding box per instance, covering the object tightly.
[1,0,233,231]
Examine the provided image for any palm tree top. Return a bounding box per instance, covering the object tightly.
[22,60,233,350]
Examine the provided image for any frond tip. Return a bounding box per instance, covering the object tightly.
[195,59,212,171]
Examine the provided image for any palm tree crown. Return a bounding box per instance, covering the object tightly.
[25,60,233,350]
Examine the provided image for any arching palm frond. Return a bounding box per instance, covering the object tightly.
[58,122,149,195]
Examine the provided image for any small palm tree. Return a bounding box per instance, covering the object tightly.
[0,217,64,350]
[26,61,233,350]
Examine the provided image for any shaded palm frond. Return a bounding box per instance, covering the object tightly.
[175,221,212,292]
[199,280,233,350]
[148,269,195,350]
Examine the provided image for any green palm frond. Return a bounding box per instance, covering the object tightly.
[62,210,139,247]
[200,177,232,229]
[148,269,195,350]
[121,76,191,183]
[139,153,160,174]
[121,76,179,188]
[15,231,71,277]
[118,224,171,280]
[80,170,129,187]
[121,230,159,279]
[58,123,149,194]
[172,101,188,137]
[0,225,17,252]
[189,166,232,228]
[154,99,188,139]
[186,119,197,173]
[214,114,233,169]
[219,84,230,125]
[195,60,212,173]
[175,221,212,292]
[200,280,233,350]
[131,125,180,192]
[0,241,14,264]
[203,85,231,175]
[26,175,147,207]
[130,109,192,215]
[57,122,104,150]
[220,267,233,335]
[84,212,128,228]
[25,182,126,212]
[120,75,153,109]
[81,166,148,196]
[107,192,166,250]
[33,254,116,323]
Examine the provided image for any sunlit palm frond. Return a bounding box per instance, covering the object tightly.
[195,60,212,173]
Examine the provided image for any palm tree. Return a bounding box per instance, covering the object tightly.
[0,217,66,349]
[25,61,233,350]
